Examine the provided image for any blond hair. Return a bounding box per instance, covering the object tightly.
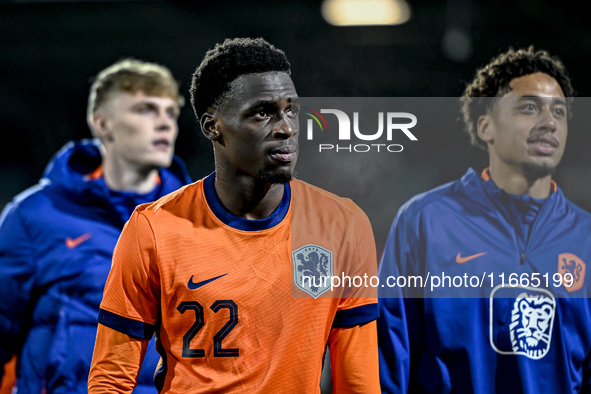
[87,58,184,137]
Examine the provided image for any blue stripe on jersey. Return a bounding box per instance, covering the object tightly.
[332,303,379,328]
[154,328,167,392]
[203,172,291,231]
[97,308,156,340]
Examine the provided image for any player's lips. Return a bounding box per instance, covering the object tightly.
[269,145,297,163]
[528,134,558,155]
[153,139,171,151]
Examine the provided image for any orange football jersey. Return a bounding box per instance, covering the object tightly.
[96,173,378,392]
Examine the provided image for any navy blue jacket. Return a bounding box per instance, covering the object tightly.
[378,168,591,393]
[0,140,191,393]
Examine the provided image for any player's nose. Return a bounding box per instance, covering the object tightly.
[537,106,557,132]
[272,112,296,139]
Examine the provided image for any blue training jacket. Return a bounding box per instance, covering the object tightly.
[0,139,192,393]
[377,168,591,393]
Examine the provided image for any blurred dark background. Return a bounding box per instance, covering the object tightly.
[2,0,590,253]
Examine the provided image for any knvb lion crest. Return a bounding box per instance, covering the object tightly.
[558,253,586,292]
[509,292,555,359]
[292,244,333,298]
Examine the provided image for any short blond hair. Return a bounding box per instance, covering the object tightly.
[87,58,184,137]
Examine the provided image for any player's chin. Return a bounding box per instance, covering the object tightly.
[150,151,175,167]
[520,160,559,179]
[143,157,173,170]
[257,167,293,184]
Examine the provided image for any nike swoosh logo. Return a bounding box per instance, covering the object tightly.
[65,233,92,249]
[188,274,227,290]
[456,252,487,264]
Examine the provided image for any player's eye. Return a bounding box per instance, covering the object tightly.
[135,104,158,115]
[553,107,566,117]
[167,108,180,119]
[253,109,271,118]
[287,105,299,117]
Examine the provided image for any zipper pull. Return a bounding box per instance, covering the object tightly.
[520,253,525,265]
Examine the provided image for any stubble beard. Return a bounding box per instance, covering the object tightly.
[258,169,293,184]
[520,161,556,180]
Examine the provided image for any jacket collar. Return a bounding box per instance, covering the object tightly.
[479,167,558,194]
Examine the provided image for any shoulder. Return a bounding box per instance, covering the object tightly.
[397,178,460,218]
[0,179,53,223]
[290,180,375,250]
[134,179,204,220]
[291,179,362,211]
[291,178,367,219]
[399,168,485,218]
[558,189,591,223]
[384,176,476,242]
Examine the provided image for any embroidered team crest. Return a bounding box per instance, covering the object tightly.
[558,253,586,292]
[292,244,333,298]
[490,285,555,360]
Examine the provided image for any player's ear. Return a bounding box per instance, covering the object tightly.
[91,111,114,143]
[477,115,493,144]
[200,110,222,143]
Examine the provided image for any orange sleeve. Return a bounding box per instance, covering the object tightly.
[0,355,16,394]
[340,204,378,303]
[333,204,379,328]
[88,324,149,393]
[99,210,160,334]
[328,320,381,393]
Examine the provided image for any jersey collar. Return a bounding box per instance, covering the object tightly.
[203,172,291,231]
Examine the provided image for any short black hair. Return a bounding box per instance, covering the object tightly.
[461,46,574,150]
[190,37,291,120]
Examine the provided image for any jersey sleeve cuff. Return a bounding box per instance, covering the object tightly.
[98,308,156,340]
[332,303,379,328]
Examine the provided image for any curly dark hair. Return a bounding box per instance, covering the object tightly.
[190,37,291,120]
[461,46,574,150]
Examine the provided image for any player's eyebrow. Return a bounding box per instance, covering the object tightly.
[552,97,567,106]
[516,96,567,106]
[130,100,156,107]
[247,96,299,110]
[130,100,180,115]
[249,99,275,109]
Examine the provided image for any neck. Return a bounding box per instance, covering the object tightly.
[213,168,285,220]
[488,164,552,199]
[102,159,159,194]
